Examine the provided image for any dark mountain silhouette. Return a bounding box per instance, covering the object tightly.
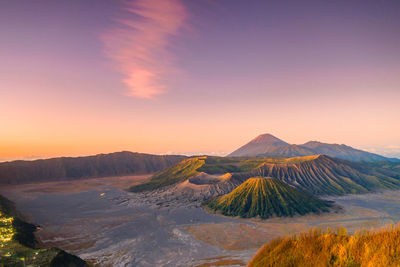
[228,133,399,162]
[0,151,186,185]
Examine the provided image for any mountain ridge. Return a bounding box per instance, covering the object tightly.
[130,155,400,196]
[0,151,187,185]
[234,154,400,195]
[228,133,399,162]
[228,134,290,157]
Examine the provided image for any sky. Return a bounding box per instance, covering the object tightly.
[1,0,400,161]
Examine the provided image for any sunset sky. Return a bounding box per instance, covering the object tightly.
[1,0,400,161]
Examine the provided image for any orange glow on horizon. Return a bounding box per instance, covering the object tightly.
[1,0,400,161]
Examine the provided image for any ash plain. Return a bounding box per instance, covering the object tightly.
[2,175,400,266]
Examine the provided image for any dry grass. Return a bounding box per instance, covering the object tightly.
[249,224,400,267]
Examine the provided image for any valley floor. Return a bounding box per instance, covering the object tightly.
[1,176,400,266]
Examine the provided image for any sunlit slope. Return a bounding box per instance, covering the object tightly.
[198,154,320,173]
[247,155,400,195]
[207,178,332,218]
[129,155,400,195]
[129,157,206,192]
[249,226,400,267]
[128,155,318,192]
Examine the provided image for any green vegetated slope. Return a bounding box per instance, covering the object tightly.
[366,161,400,172]
[129,154,400,195]
[247,155,400,195]
[207,178,332,218]
[197,155,319,174]
[129,157,207,192]
[248,226,400,267]
[128,155,317,193]
[0,151,186,185]
[0,195,88,267]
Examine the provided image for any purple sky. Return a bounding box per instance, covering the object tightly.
[1,0,400,160]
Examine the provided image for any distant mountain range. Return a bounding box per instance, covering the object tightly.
[236,155,400,195]
[0,151,186,185]
[228,133,399,162]
[130,155,400,196]
[207,177,332,218]
[2,135,399,186]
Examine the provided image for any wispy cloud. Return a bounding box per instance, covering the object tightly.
[102,0,187,98]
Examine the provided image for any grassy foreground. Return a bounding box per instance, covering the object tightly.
[248,225,400,267]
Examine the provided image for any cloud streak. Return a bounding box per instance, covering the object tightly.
[102,0,187,98]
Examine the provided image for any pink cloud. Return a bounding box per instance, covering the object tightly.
[102,0,187,98]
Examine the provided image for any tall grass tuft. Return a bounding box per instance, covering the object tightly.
[249,224,400,267]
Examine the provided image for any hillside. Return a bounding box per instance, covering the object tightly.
[0,151,186,185]
[135,172,241,203]
[300,141,393,162]
[228,133,398,162]
[0,195,88,266]
[238,155,400,195]
[368,161,400,171]
[207,178,332,218]
[129,155,321,193]
[130,155,400,196]
[129,157,206,192]
[248,226,400,267]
